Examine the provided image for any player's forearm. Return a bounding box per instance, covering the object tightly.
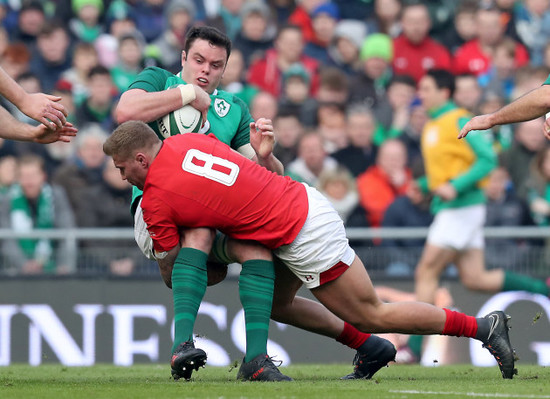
[255,153,284,175]
[116,88,185,124]
[489,85,550,126]
[0,106,35,141]
[0,67,27,107]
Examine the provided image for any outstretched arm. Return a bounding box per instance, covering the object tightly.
[0,106,77,143]
[0,67,67,129]
[459,84,550,139]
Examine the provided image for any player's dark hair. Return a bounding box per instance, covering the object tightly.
[425,69,455,98]
[104,121,160,160]
[184,26,232,61]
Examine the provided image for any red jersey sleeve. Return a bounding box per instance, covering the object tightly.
[142,190,180,253]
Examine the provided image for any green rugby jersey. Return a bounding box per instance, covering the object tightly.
[127,66,254,213]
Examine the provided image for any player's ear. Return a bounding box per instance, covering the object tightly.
[181,51,187,63]
[136,153,147,167]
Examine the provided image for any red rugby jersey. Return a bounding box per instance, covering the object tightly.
[142,134,309,253]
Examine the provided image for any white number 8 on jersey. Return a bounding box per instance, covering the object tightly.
[182,149,240,186]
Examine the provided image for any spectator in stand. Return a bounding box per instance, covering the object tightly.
[454,74,483,113]
[0,43,31,82]
[422,0,457,43]
[10,1,46,48]
[249,90,278,122]
[439,0,478,55]
[233,1,276,67]
[205,0,246,41]
[95,3,138,69]
[514,0,550,66]
[151,0,195,74]
[38,81,78,178]
[133,0,168,43]
[75,66,118,132]
[0,155,17,195]
[272,109,304,168]
[391,2,451,83]
[381,180,433,276]
[526,173,550,233]
[327,19,366,78]
[219,48,259,107]
[247,24,320,97]
[288,0,325,43]
[332,104,378,177]
[509,65,550,101]
[316,66,349,105]
[526,147,550,227]
[303,2,339,65]
[495,0,522,42]
[366,0,402,38]
[478,37,518,102]
[69,0,104,43]
[52,124,108,227]
[452,3,529,77]
[277,63,317,128]
[357,139,412,228]
[81,158,141,276]
[60,42,100,107]
[267,0,297,29]
[110,31,145,93]
[374,74,417,145]
[29,20,73,94]
[485,166,533,269]
[317,165,362,226]
[286,130,338,186]
[477,91,514,154]
[500,117,548,201]
[316,101,347,153]
[348,33,393,109]
[0,154,75,275]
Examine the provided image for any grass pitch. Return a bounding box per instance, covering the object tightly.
[1,363,548,399]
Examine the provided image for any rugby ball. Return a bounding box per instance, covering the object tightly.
[157,100,203,138]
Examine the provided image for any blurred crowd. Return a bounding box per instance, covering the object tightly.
[1,0,550,276]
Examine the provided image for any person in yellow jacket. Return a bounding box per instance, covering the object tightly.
[415,69,549,305]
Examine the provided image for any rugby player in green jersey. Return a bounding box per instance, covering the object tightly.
[115,26,395,381]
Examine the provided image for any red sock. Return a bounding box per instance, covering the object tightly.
[335,322,371,349]
[441,308,478,338]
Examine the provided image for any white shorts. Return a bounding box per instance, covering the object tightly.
[274,185,356,289]
[426,204,486,250]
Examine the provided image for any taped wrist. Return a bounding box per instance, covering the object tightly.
[179,84,196,106]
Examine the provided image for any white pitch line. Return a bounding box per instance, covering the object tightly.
[389,390,550,398]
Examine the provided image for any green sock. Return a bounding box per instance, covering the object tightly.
[172,247,208,353]
[407,335,424,359]
[239,260,275,362]
[502,271,549,296]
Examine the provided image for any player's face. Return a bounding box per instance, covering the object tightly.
[181,38,228,94]
[112,156,147,190]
